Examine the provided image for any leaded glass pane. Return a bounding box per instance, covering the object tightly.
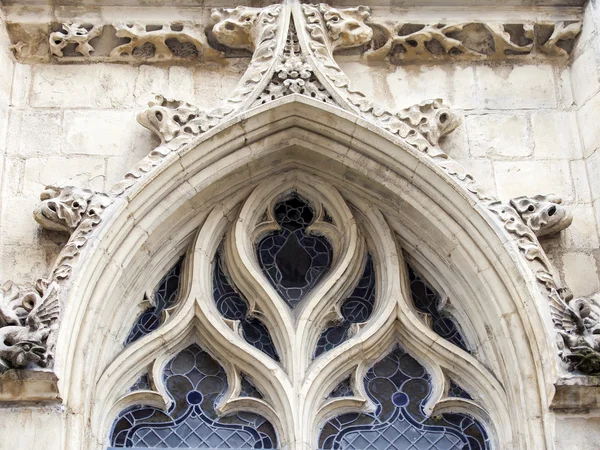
[447,381,472,400]
[257,193,333,308]
[213,253,279,361]
[407,266,469,353]
[315,256,376,358]
[129,373,151,392]
[126,258,184,345]
[318,347,489,450]
[329,377,353,398]
[110,344,277,448]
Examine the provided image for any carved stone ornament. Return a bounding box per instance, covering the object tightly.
[509,194,573,237]
[0,279,59,371]
[49,23,102,57]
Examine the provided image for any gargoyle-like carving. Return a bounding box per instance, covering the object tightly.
[318,4,373,51]
[211,6,265,51]
[49,23,103,57]
[365,21,581,62]
[396,99,460,147]
[111,23,207,60]
[555,294,600,375]
[34,185,112,235]
[0,280,59,371]
[509,194,573,237]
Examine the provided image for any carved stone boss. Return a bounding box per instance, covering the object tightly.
[0,2,591,380]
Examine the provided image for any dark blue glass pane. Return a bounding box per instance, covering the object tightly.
[110,344,277,448]
[126,258,184,345]
[318,347,490,449]
[448,381,472,400]
[329,378,353,398]
[213,252,279,362]
[408,266,470,352]
[129,373,151,392]
[240,374,263,399]
[315,256,376,358]
[257,194,333,308]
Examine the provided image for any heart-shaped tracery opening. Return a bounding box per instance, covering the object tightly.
[256,193,333,308]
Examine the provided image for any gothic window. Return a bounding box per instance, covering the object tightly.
[107,181,494,450]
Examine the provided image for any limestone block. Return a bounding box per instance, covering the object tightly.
[106,127,160,188]
[587,148,600,201]
[454,158,496,196]
[1,195,43,245]
[1,157,23,199]
[555,417,600,450]
[571,159,593,204]
[6,109,62,156]
[532,112,582,159]
[0,243,60,286]
[30,64,137,108]
[577,92,600,158]
[167,66,195,105]
[466,114,530,158]
[0,47,14,105]
[595,198,600,237]
[22,156,106,195]
[564,203,600,249]
[570,48,600,106]
[556,66,574,108]
[386,65,475,110]
[63,110,135,156]
[0,407,63,450]
[192,65,243,109]
[475,65,556,109]
[134,65,169,108]
[562,252,600,297]
[0,102,7,152]
[10,63,32,107]
[338,61,378,106]
[494,160,573,200]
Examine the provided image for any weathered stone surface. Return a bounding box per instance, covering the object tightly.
[467,114,530,157]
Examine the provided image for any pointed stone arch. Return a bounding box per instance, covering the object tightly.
[45,96,560,450]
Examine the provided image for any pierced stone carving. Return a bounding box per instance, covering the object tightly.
[111,23,210,61]
[0,279,59,371]
[318,4,373,51]
[365,21,581,62]
[49,23,102,57]
[509,194,573,237]
[34,186,113,279]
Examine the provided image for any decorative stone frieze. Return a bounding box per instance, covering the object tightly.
[0,279,59,371]
[364,21,582,62]
[3,3,581,64]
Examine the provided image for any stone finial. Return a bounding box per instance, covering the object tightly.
[34,185,112,235]
[318,4,373,51]
[509,194,572,237]
[0,280,59,371]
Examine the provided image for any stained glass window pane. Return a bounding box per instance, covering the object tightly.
[213,253,279,361]
[110,344,277,449]
[126,258,184,345]
[318,347,489,450]
[407,266,470,353]
[257,193,333,308]
[315,256,376,358]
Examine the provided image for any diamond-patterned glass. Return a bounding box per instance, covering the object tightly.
[126,258,184,345]
[407,266,469,352]
[110,344,277,448]
[314,256,376,358]
[319,347,489,450]
[213,253,279,361]
[257,193,333,308]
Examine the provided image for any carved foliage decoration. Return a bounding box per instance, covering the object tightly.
[49,23,102,57]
